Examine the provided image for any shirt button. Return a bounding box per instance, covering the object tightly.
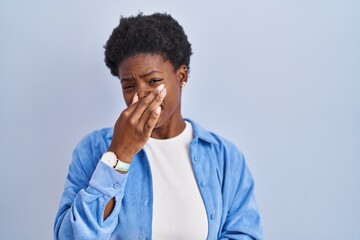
[210,213,215,220]
[194,155,199,163]
[201,181,206,187]
[144,200,149,206]
[113,183,120,189]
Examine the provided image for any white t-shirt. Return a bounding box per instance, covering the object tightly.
[144,121,208,239]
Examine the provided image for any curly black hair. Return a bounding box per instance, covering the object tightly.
[104,13,192,77]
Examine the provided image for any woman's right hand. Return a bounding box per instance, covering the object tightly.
[108,84,167,163]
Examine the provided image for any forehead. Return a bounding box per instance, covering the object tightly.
[118,54,174,78]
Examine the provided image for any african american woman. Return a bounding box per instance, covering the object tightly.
[54,13,263,240]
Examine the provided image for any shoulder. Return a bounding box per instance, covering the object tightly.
[75,127,113,151]
[68,127,113,180]
[72,127,113,165]
[210,132,243,155]
[189,119,243,155]
[209,132,246,170]
[188,119,246,166]
[188,120,251,186]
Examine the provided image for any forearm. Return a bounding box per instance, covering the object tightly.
[55,161,128,239]
[55,190,118,240]
[104,198,115,220]
[103,170,128,220]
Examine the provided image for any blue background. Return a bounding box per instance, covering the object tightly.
[0,0,359,239]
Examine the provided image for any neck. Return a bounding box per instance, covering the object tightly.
[150,113,186,139]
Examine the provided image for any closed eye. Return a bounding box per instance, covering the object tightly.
[148,78,163,85]
[122,84,135,90]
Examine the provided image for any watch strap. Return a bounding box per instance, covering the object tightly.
[114,160,131,172]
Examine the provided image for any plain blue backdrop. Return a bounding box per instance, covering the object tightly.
[0,0,359,239]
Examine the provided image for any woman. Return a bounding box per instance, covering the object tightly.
[54,13,263,240]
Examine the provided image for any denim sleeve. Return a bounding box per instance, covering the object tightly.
[54,136,128,240]
[219,146,263,240]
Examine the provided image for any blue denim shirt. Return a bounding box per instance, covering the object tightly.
[54,120,263,240]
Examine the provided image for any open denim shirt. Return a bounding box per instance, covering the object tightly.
[54,119,263,239]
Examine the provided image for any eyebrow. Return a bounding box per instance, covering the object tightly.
[120,70,163,82]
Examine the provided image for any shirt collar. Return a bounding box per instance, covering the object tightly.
[185,118,219,145]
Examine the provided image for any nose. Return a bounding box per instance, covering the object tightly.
[137,84,152,99]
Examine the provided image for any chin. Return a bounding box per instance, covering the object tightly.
[154,114,167,129]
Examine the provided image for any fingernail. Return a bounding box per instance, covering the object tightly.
[155,84,165,93]
[160,88,167,97]
[132,93,139,104]
[155,106,161,115]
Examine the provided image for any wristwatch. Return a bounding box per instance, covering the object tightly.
[100,151,131,172]
[100,151,118,168]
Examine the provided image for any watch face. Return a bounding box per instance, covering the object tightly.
[101,152,117,168]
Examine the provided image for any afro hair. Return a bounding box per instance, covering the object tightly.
[104,13,192,77]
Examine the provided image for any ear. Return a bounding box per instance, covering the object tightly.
[176,64,189,88]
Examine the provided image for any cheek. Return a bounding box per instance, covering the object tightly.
[123,93,133,107]
[163,88,180,109]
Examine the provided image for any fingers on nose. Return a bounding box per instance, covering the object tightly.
[137,89,151,99]
[137,84,164,99]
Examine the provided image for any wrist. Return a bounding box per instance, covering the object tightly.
[115,152,133,164]
[101,150,132,173]
[108,146,134,164]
